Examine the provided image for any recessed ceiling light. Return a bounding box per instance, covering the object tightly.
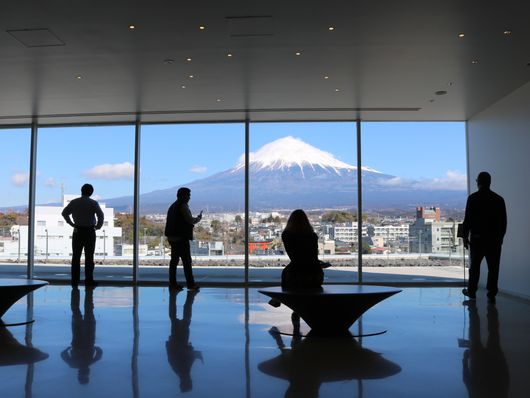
[75,75,83,80]
[181,85,186,89]
[503,29,512,36]
[129,25,136,30]
[163,59,175,65]
[188,75,194,79]
[458,33,465,38]
[186,57,192,62]
[324,76,329,79]
[199,26,205,30]
[295,52,301,56]
[216,98,222,102]
[435,90,447,96]
[328,26,335,31]
[471,59,479,64]
[334,88,340,92]
[227,53,233,57]
[429,99,435,103]
[448,82,454,86]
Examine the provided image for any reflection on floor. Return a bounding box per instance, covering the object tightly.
[1,286,529,397]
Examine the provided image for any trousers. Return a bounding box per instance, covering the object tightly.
[467,240,502,297]
[169,240,195,287]
[71,227,96,284]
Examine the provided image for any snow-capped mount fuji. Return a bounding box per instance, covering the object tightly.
[103,136,466,213]
[233,136,380,176]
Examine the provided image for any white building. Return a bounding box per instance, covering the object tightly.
[332,223,368,243]
[372,224,410,248]
[1,195,122,259]
[318,239,336,255]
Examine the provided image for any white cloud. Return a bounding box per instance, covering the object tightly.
[375,171,467,191]
[190,165,207,173]
[416,170,467,191]
[11,172,29,187]
[376,176,408,187]
[45,177,57,188]
[84,162,134,180]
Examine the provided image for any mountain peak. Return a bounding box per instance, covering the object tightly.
[234,136,380,174]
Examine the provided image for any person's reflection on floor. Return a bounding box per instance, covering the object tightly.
[462,302,509,398]
[61,286,102,384]
[166,289,202,393]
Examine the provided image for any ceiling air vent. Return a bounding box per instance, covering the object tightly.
[226,15,274,37]
[7,28,65,47]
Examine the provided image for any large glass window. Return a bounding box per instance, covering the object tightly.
[34,125,135,282]
[2,120,469,285]
[139,123,245,283]
[249,122,358,283]
[361,122,467,283]
[0,128,30,275]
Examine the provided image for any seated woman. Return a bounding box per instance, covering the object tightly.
[278,210,329,334]
[281,209,324,290]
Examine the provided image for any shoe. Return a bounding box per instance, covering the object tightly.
[169,283,183,290]
[187,285,200,291]
[462,288,476,300]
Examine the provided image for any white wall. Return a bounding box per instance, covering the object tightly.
[468,81,530,299]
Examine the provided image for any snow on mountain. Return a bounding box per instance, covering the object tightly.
[233,136,381,176]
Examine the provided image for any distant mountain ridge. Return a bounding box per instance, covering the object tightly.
[102,136,466,213]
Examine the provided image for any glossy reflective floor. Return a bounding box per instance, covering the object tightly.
[1,286,529,398]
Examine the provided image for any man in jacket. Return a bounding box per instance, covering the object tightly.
[62,184,104,287]
[165,187,202,290]
[462,172,507,304]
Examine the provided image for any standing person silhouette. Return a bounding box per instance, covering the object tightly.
[62,184,104,287]
[462,172,507,304]
[165,187,202,290]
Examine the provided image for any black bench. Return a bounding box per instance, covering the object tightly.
[0,278,49,322]
[259,285,401,336]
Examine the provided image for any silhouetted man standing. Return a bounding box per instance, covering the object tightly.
[462,172,507,303]
[62,184,104,287]
[165,187,202,290]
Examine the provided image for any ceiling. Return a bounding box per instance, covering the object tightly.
[1,0,529,125]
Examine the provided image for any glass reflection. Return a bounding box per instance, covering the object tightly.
[462,302,509,398]
[166,289,202,392]
[61,287,102,384]
[259,329,401,398]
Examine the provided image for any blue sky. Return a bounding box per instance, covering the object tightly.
[0,122,466,208]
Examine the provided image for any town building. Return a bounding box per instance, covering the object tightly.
[409,211,461,254]
[332,223,368,244]
[1,195,122,259]
[372,224,410,248]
